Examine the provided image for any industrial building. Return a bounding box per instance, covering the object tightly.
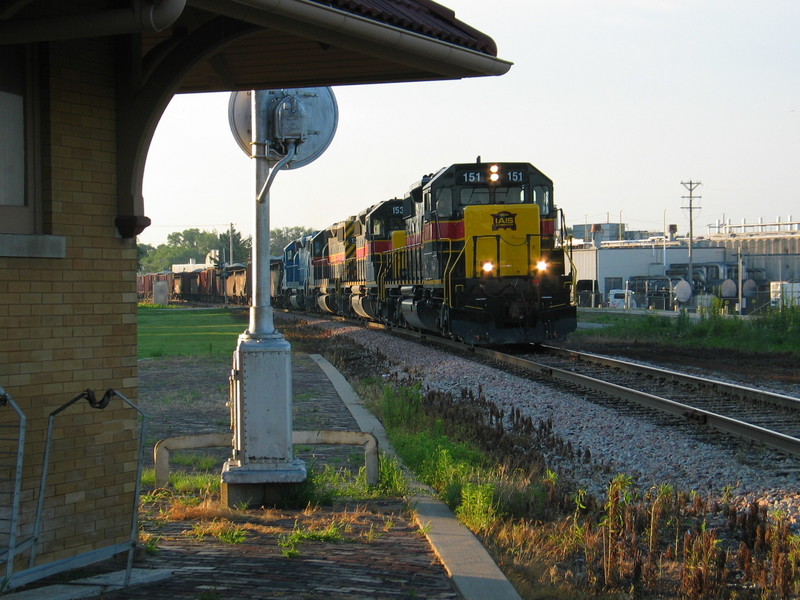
[571,218,800,313]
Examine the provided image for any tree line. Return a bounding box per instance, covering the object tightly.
[137,225,314,274]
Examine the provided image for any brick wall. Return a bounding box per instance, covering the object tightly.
[0,34,140,573]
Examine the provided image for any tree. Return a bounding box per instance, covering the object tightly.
[137,243,154,272]
[138,226,253,274]
[218,226,252,265]
[269,226,316,256]
[137,224,315,273]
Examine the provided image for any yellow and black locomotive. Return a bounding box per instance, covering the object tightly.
[281,160,577,345]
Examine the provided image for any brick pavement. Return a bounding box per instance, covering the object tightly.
[9,353,461,600]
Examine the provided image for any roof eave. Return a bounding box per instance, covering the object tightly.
[189,0,513,79]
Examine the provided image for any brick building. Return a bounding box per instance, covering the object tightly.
[0,1,509,588]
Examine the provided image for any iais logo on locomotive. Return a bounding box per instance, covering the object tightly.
[491,210,517,231]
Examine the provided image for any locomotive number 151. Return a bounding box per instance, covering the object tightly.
[459,169,526,184]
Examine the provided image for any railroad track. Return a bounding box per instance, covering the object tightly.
[279,311,800,461]
[507,345,800,459]
[361,321,800,460]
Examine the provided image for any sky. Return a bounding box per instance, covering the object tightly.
[140,0,800,247]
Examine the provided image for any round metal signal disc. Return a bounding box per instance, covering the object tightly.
[228,90,253,157]
[228,87,338,169]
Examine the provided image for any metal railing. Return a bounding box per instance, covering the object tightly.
[0,386,27,583]
[13,389,147,590]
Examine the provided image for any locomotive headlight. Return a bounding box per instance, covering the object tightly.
[482,261,495,274]
[489,164,500,183]
[536,260,549,272]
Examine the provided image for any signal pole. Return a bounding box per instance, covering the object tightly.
[681,180,702,299]
[223,87,337,508]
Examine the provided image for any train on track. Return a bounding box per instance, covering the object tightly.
[138,160,578,345]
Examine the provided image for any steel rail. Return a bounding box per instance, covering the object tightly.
[285,312,800,458]
[541,344,800,412]
[474,346,800,458]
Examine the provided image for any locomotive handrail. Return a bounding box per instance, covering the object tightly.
[376,256,386,301]
[384,242,423,286]
[559,208,578,300]
[524,233,545,277]
[442,241,463,308]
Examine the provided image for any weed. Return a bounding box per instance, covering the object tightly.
[382,515,395,531]
[361,523,383,542]
[171,472,219,495]
[140,487,171,505]
[278,519,346,557]
[455,482,497,534]
[140,468,157,488]
[189,519,246,544]
[140,533,162,555]
[416,521,431,537]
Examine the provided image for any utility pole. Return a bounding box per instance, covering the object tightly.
[229,222,234,264]
[681,180,702,300]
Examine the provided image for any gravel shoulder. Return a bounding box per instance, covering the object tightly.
[276,314,800,531]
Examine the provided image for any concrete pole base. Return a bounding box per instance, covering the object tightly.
[221,481,307,509]
[221,458,307,508]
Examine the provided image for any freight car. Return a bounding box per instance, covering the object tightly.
[277,160,577,345]
[137,264,250,305]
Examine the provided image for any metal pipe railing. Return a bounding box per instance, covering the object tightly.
[0,385,27,582]
[28,389,146,588]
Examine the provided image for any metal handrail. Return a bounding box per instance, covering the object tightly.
[442,240,462,308]
[0,386,27,582]
[27,389,146,589]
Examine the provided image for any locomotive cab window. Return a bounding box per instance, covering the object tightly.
[434,188,453,218]
[459,186,527,207]
[532,186,553,215]
[372,214,403,238]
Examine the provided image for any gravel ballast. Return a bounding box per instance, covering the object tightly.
[285,315,800,530]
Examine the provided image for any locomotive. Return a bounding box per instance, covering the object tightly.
[275,160,577,344]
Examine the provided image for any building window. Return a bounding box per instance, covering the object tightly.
[0,45,38,234]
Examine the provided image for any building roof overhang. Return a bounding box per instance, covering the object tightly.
[0,0,512,236]
[1,0,512,90]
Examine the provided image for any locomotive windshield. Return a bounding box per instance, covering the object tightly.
[446,185,553,215]
[459,186,526,206]
[370,215,404,238]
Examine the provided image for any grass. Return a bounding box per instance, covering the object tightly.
[136,306,800,598]
[170,451,221,471]
[575,305,800,356]
[351,370,800,599]
[278,519,346,557]
[137,306,247,359]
